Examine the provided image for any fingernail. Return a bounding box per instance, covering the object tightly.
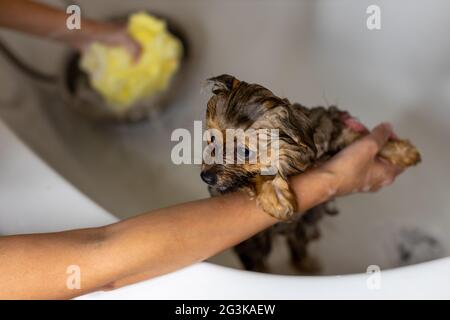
[390,131,399,139]
[372,122,389,132]
[383,122,393,131]
[383,123,399,140]
[380,122,393,140]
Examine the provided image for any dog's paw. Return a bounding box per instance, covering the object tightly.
[380,139,421,168]
[256,175,297,220]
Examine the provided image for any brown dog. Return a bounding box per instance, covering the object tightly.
[201,74,421,272]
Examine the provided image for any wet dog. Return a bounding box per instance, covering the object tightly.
[201,74,421,272]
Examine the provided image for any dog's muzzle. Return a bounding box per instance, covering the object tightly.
[200,169,217,185]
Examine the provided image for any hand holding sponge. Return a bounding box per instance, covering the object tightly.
[80,12,183,111]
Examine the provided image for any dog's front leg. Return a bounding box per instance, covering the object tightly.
[255,175,297,220]
[336,128,421,168]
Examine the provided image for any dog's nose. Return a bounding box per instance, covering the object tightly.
[200,170,217,185]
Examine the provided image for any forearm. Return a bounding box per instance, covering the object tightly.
[0,0,112,49]
[99,169,336,289]
[0,169,333,299]
[0,227,113,299]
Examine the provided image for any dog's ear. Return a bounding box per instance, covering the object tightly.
[207,74,241,94]
[280,106,317,155]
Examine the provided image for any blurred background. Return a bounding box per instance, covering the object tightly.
[0,0,449,275]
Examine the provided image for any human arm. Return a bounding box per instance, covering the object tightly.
[0,0,140,58]
[0,123,400,299]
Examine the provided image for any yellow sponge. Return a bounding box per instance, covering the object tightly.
[80,12,183,110]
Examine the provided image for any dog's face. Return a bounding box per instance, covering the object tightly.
[201,75,317,193]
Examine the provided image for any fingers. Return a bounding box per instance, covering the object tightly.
[362,123,393,156]
[367,158,404,192]
[127,40,142,62]
[86,23,142,62]
[110,33,141,62]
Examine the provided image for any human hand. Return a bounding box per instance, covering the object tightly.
[74,22,141,61]
[319,123,404,197]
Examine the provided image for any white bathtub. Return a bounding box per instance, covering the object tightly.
[0,120,449,299]
[0,0,449,298]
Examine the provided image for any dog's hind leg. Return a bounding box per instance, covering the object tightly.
[285,226,318,273]
[286,207,329,274]
[234,229,273,272]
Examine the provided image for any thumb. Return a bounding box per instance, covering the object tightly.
[363,123,393,156]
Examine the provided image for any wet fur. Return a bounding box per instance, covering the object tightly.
[203,74,421,273]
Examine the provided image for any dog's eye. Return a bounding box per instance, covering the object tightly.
[211,135,215,143]
[237,146,252,160]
